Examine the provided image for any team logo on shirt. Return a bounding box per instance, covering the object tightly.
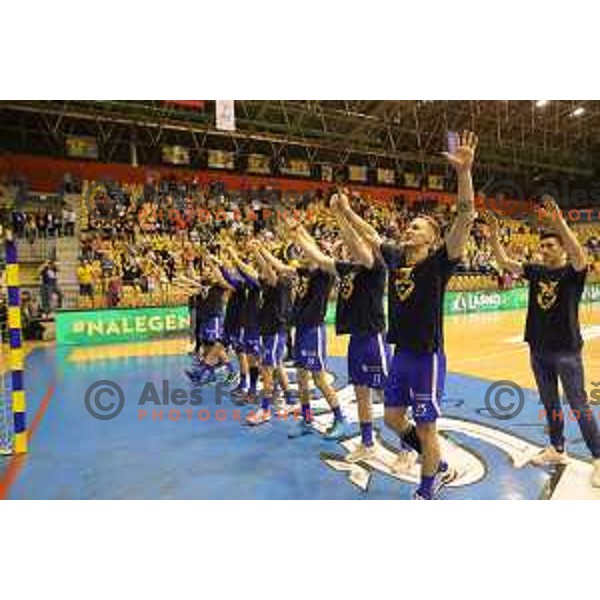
[295,276,309,299]
[394,268,415,302]
[536,280,559,311]
[338,273,356,300]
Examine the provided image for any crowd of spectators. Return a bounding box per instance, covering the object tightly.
[11,205,77,241]
[3,173,600,314]
[68,177,600,309]
[76,231,200,308]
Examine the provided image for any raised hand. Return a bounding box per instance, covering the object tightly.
[247,239,262,254]
[443,130,478,173]
[223,244,239,262]
[480,211,500,240]
[330,189,351,213]
[537,195,563,227]
[280,212,301,235]
[329,193,341,212]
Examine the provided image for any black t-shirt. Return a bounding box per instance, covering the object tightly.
[203,283,227,317]
[259,278,292,335]
[189,292,201,312]
[334,260,386,335]
[241,280,261,330]
[523,263,587,352]
[381,243,458,353]
[194,284,209,317]
[293,267,334,328]
[224,282,246,331]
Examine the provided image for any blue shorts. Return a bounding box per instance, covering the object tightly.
[261,331,287,367]
[348,333,390,390]
[223,326,243,352]
[199,316,224,344]
[294,325,327,372]
[384,349,446,423]
[240,326,261,357]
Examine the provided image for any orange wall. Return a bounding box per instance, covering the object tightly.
[0,153,454,204]
[0,152,532,215]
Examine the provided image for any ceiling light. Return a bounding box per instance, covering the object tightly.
[571,107,585,117]
[535,100,549,108]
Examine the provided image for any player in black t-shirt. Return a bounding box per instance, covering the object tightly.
[221,262,249,391]
[290,201,390,463]
[254,238,349,439]
[335,131,478,499]
[244,240,296,425]
[196,244,255,394]
[221,242,263,401]
[188,287,203,358]
[172,260,209,361]
[486,197,600,487]
[183,255,237,386]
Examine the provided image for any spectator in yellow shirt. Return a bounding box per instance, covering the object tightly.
[77,260,94,299]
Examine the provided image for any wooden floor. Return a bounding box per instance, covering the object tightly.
[3,306,599,500]
[58,303,600,392]
[445,304,600,390]
[328,305,600,391]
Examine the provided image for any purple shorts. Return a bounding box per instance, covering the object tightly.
[294,325,327,372]
[239,326,261,357]
[348,333,390,390]
[261,331,287,367]
[223,327,243,352]
[384,349,446,423]
[199,316,224,344]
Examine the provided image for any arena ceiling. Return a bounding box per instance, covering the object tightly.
[1,100,599,187]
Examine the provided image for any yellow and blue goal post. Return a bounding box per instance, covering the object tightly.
[0,230,27,455]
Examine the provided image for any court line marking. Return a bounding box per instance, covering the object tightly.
[0,384,56,500]
[450,345,529,367]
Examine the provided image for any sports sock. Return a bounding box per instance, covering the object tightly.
[238,371,249,389]
[249,366,259,393]
[284,388,295,405]
[189,363,211,382]
[332,405,344,422]
[417,474,436,499]
[202,363,215,378]
[301,402,313,423]
[360,422,374,447]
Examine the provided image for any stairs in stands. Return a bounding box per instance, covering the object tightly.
[56,234,80,309]
[55,194,82,309]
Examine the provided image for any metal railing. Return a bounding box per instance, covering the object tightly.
[15,238,58,262]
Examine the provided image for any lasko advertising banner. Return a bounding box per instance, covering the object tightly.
[57,284,599,344]
[56,306,191,346]
[324,283,600,323]
[445,283,600,315]
[444,288,529,315]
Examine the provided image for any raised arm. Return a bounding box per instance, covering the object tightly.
[219,264,242,290]
[538,196,587,272]
[288,224,336,275]
[483,212,524,276]
[248,241,277,286]
[330,199,375,268]
[443,131,478,260]
[206,263,236,292]
[173,276,203,294]
[335,190,383,248]
[223,243,260,282]
[258,242,297,275]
